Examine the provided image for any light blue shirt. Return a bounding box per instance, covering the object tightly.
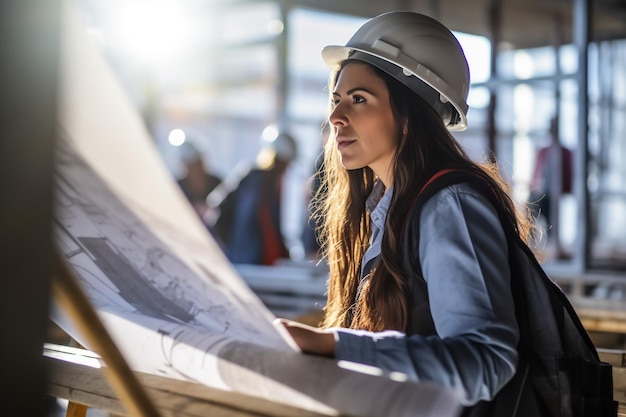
[334,183,519,406]
[361,181,392,277]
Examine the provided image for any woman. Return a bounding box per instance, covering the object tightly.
[277,12,533,408]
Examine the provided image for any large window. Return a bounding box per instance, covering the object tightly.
[495,40,626,268]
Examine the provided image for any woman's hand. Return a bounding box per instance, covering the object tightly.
[274,318,336,357]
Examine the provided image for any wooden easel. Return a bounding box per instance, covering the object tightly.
[49,252,332,417]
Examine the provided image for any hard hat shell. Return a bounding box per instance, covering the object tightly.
[262,132,297,163]
[322,12,470,131]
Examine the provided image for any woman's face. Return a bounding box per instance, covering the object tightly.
[329,62,397,186]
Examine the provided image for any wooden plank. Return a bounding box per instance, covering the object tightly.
[547,273,626,335]
[236,264,328,297]
[598,349,626,412]
[255,293,324,313]
[598,349,626,367]
[236,263,327,319]
[614,368,626,407]
[66,402,88,417]
[45,352,334,417]
[581,317,626,334]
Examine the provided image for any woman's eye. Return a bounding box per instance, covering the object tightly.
[353,95,365,104]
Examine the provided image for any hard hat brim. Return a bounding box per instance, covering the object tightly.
[321,45,468,131]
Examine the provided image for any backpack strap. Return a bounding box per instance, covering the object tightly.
[401,169,473,334]
[401,168,459,235]
[401,169,476,279]
[401,169,529,417]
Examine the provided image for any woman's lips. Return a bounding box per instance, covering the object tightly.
[337,139,356,151]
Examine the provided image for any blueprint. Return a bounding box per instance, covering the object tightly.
[54,136,281,349]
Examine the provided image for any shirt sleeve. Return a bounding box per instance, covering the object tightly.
[333,184,519,406]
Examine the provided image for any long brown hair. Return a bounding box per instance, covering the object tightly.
[313,60,532,333]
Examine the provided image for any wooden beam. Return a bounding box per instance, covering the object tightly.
[66,402,89,417]
[45,345,332,417]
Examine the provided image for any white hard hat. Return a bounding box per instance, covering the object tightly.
[272,132,297,163]
[261,131,297,163]
[322,12,470,131]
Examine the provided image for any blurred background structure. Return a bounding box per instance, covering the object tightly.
[67,0,626,271]
[3,0,626,415]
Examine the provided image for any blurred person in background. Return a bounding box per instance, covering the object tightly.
[302,151,325,260]
[177,140,223,230]
[210,132,297,265]
[528,117,573,244]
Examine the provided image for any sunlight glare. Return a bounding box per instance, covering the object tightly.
[337,360,384,376]
[168,128,186,146]
[114,1,190,65]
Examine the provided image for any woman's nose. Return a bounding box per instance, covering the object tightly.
[329,104,347,127]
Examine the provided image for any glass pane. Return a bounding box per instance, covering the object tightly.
[218,44,278,82]
[498,45,557,79]
[217,2,281,44]
[287,9,366,128]
[559,44,578,75]
[588,39,626,268]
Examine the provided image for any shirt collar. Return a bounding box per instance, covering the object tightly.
[366,181,393,226]
[366,181,386,213]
